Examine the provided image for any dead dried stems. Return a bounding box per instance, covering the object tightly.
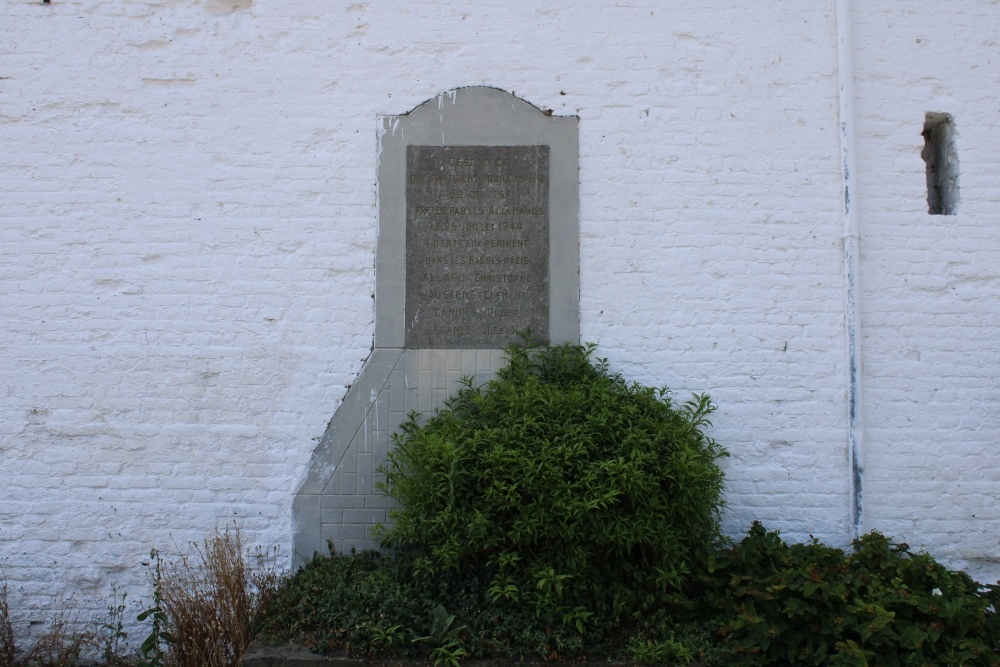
[1,577,15,667]
[2,527,279,667]
[0,577,95,667]
[157,528,279,667]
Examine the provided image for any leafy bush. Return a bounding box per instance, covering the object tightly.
[254,550,417,657]
[374,339,728,630]
[258,339,730,663]
[691,522,1000,666]
[255,547,729,664]
[256,339,1000,665]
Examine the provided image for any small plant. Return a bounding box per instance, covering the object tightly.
[137,549,171,667]
[369,623,403,649]
[97,586,129,667]
[412,605,467,667]
[428,642,467,667]
[628,636,695,665]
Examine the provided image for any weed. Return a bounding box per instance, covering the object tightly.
[17,603,92,667]
[0,571,100,667]
[3,531,278,667]
[412,605,466,667]
[627,636,694,665]
[97,586,129,667]
[136,550,170,667]
[1,575,16,667]
[138,528,279,667]
[368,624,403,649]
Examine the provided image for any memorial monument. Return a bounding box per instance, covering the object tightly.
[292,87,579,562]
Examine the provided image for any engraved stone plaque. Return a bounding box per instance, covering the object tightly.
[405,145,550,348]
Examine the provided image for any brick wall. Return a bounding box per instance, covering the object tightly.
[852,2,1000,579]
[2,0,998,641]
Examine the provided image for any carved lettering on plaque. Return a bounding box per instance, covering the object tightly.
[405,145,550,348]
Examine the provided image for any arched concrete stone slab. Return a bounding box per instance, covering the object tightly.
[292,87,579,565]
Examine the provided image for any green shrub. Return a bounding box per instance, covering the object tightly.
[375,339,729,629]
[255,547,735,664]
[256,338,1000,665]
[693,522,1000,666]
[254,550,422,657]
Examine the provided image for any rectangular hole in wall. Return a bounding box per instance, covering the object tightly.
[921,112,959,215]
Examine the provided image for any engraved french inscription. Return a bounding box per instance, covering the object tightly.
[405,145,549,348]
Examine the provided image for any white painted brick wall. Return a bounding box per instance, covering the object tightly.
[2,0,998,645]
[851,2,1000,581]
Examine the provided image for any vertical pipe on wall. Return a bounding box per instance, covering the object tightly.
[836,0,865,543]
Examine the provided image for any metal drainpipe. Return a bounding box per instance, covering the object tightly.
[836,0,865,543]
